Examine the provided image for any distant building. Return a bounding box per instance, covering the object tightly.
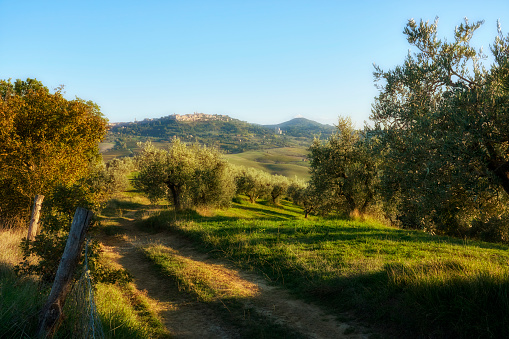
[111,113,231,125]
[167,112,229,122]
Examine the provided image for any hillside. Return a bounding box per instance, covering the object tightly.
[264,117,335,138]
[106,113,334,154]
[102,114,334,179]
[223,147,311,180]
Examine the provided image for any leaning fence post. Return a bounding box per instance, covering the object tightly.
[28,195,44,241]
[38,207,93,338]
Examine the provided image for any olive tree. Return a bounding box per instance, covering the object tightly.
[190,148,236,208]
[270,174,290,205]
[370,18,509,235]
[287,178,323,218]
[308,117,379,216]
[234,166,273,203]
[134,139,235,210]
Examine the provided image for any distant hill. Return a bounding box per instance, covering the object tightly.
[103,113,335,179]
[263,117,335,138]
[106,113,334,154]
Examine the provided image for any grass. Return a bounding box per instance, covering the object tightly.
[143,244,259,302]
[94,283,170,338]
[139,197,509,338]
[143,243,306,338]
[5,188,509,337]
[223,147,311,180]
[0,215,170,338]
[0,227,46,337]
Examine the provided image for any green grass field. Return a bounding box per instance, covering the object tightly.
[223,147,310,179]
[138,197,509,338]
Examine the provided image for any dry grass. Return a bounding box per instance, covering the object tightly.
[0,224,44,337]
[0,216,169,338]
[0,227,26,268]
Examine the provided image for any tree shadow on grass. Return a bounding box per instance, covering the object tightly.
[305,265,509,339]
[235,204,301,220]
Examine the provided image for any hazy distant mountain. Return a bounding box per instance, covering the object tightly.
[263,118,335,138]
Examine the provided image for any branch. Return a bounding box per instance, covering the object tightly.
[449,68,479,88]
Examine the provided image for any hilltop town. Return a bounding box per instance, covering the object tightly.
[109,112,231,127]
[169,112,231,122]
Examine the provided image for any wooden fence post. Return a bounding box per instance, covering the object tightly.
[28,195,44,241]
[38,207,93,338]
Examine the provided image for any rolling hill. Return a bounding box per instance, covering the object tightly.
[264,117,335,138]
[102,113,334,179]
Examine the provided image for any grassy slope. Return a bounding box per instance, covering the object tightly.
[223,147,311,179]
[140,197,509,338]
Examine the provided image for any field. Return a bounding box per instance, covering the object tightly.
[3,191,509,338]
[223,146,311,179]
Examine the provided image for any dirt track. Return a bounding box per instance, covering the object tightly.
[99,216,371,338]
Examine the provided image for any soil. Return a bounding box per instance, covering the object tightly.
[99,214,373,339]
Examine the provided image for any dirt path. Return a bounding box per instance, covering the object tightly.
[99,215,371,338]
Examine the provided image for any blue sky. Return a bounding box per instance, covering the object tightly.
[2,1,508,127]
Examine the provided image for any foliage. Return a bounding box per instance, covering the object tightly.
[0,78,130,283]
[108,115,292,153]
[308,117,379,216]
[15,158,133,283]
[370,18,509,235]
[269,174,290,205]
[134,139,236,210]
[191,147,236,209]
[106,116,335,157]
[0,78,108,218]
[234,166,273,203]
[286,178,322,218]
[94,157,134,198]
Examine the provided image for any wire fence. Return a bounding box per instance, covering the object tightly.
[67,238,105,339]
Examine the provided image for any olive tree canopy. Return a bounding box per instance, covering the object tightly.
[135,139,235,210]
[370,18,509,232]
